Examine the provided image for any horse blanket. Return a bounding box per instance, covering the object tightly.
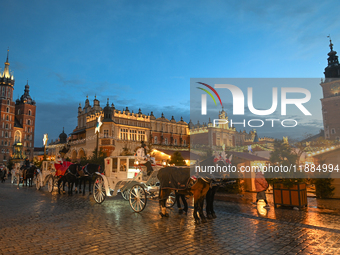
[157,167,191,190]
[55,161,73,176]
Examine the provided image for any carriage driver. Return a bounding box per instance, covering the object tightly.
[136,142,154,175]
[54,154,63,165]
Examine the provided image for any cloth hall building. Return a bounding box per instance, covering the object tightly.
[46,96,190,162]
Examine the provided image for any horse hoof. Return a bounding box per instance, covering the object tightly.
[212,213,217,218]
[178,208,183,214]
[207,214,213,220]
[195,219,201,225]
[159,212,169,218]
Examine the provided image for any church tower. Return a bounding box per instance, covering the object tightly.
[320,38,340,140]
[0,49,15,163]
[15,81,36,160]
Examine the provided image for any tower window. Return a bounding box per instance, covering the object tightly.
[7,100,9,104]
[6,115,8,121]
[18,109,20,115]
[28,110,31,116]
[331,128,336,134]
[27,119,31,125]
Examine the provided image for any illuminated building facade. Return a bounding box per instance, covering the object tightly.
[0,50,36,164]
[189,108,253,149]
[321,39,340,140]
[52,97,189,161]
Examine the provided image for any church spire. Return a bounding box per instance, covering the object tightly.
[3,48,11,79]
[324,36,340,79]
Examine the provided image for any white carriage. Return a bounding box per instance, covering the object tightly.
[93,155,175,212]
[35,161,71,192]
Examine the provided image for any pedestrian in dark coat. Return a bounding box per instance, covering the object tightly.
[253,167,270,208]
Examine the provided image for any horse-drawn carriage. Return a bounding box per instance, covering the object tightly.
[92,155,175,212]
[35,161,72,192]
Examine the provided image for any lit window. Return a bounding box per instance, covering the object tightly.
[104,130,109,138]
[120,129,128,140]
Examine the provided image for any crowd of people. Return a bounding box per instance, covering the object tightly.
[0,158,32,189]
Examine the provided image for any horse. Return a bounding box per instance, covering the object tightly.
[157,167,211,224]
[58,164,81,195]
[77,163,102,195]
[24,165,37,187]
[20,165,26,185]
[175,154,233,220]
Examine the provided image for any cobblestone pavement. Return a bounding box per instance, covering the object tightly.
[1,182,340,255]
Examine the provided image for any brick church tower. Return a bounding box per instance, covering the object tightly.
[0,50,36,165]
[320,39,340,140]
[15,81,36,160]
[0,49,15,163]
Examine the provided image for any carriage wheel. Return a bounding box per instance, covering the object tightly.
[93,176,106,204]
[47,177,54,193]
[121,189,130,201]
[129,184,147,213]
[35,175,41,190]
[166,190,176,208]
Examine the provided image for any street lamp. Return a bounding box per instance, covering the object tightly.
[43,134,48,159]
[95,116,102,159]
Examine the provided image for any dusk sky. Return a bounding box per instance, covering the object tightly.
[1,0,339,146]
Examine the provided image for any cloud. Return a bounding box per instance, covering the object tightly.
[50,72,85,86]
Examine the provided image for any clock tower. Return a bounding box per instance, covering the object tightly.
[320,38,340,140]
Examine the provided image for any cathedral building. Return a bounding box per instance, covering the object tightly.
[0,50,36,165]
[320,39,340,140]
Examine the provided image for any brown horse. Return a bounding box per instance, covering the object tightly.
[158,167,211,224]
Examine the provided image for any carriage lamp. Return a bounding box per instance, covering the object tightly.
[162,161,166,166]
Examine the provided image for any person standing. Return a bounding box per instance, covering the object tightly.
[0,168,4,183]
[16,166,21,189]
[11,167,16,184]
[253,167,270,208]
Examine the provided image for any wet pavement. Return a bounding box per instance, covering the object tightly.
[1,182,340,255]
